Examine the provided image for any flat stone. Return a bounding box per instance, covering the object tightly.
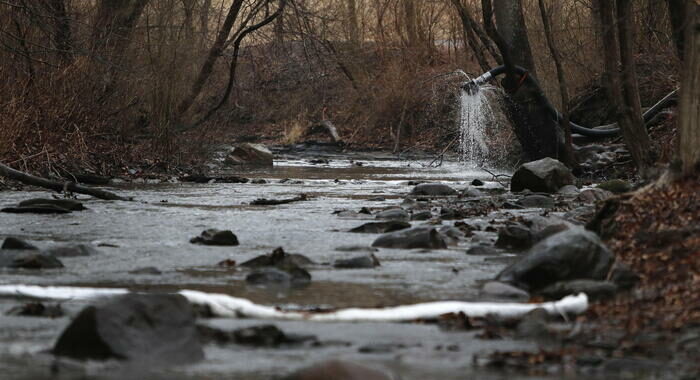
[45,244,100,257]
[349,221,410,234]
[18,198,86,211]
[372,226,447,249]
[410,183,457,196]
[333,253,380,269]
[190,229,239,246]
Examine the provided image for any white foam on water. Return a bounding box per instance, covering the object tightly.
[0,284,589,322]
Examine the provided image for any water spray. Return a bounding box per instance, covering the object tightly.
[461,65,678,138]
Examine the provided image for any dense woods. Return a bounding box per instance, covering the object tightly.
[0,0,695,177]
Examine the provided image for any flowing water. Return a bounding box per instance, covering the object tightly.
[0,150,584,380]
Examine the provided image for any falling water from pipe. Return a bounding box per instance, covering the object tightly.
[458,84,500,168]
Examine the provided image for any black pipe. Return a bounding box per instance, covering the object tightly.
[463,65,678,138]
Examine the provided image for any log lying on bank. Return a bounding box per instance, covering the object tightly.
[0,285,589,322]
[0,163,130,201]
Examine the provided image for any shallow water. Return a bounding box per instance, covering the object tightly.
[0,154,583,380]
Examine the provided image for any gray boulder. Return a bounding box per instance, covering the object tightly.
[2,237,37,250]
[496,228,613,290]
[495,224,533,250]
[53,294,203,364]
[372,226,447,249]
[225,143,273,166]
[510,158,575,193]
[374,208,409,221]
[410,183,457,196]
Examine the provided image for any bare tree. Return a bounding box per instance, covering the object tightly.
[538,0,576,166]
[481,0,564,163]
[595,0,654,176]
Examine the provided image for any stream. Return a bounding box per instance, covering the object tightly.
[0,150,585,380]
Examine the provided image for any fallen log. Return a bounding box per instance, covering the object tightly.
[0,162,130,201]
[250,194,308,205]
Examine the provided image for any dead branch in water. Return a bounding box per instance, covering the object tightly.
[0,162,130,201]
[251,194,308,205]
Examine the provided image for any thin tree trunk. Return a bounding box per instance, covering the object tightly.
[667,0,687,58]
[44,0,72,63]
[538,0,576,167]
[177,0,245,116]
[451,0,491,72]
[619,0,654,173]
[678,1,699,175]
[347,0,360,45]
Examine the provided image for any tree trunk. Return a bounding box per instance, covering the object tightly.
[667,0,687,58]
[44,0,72,64]
[347,0,360,45]
[538,0,576,167]
[596,0,654,176]
[450,0,494,72]
[403,0,419,48]
[91,0,149,54]
[678,1,699,175]
[177,0,245,117]
[483,0,563,162]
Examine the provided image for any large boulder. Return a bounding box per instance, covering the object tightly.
[225,143,274,166]
[372,226,447,249]
[410,183,457,196]
[496,228,613,291]
[510,158,575,193]
[333,253,381,269]
[53,294,203,364]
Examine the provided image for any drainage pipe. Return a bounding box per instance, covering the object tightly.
[463,65,678,138]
